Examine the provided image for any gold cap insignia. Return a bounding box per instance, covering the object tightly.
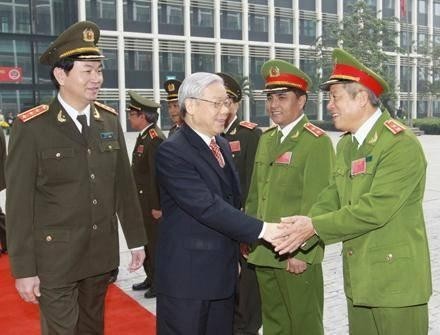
[269,66,280,77]
[167,83,175,92]
[83,28,95,42]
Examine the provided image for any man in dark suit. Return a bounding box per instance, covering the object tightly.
[155,72,284,335]
[128,91,166,299]
[217,72,262,335]
[0,128,6,253]
[5,21,147,334]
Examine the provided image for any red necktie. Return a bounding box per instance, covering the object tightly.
[209,138,225,168]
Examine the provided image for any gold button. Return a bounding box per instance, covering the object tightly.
[90,174,95,180]
[55,152,61,158]
[92,199,98,205]
[87,149,92,155]
[92,224,98,230]
[139,190,143,194]
[348,250,353,256]
[46,235,52,242]
[108,145,112,150]
[385,253,393,261]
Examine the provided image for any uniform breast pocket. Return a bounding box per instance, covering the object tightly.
[40,147,78,183]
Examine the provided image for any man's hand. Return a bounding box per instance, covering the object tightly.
[16,276,41,304]
[151,209,162,220]
[286,257,307,274]
[128,249,146,272]
[261,223,288,243]
[273,216,316,255]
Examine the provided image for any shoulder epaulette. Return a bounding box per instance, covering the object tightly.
[149,128,158,139]
[384,119,406,135]
[304,123,325,137]
[239,120,258,130]
[17,104,49,122]
[263,125,277,134]
[94,101,118,115]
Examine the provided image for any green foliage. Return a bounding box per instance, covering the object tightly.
[314,1,402,107]
[413,118,440,134]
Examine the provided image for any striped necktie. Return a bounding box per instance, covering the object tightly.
[209,138,225,168]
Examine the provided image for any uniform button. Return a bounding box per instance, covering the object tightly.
[90,173,95,180]
[139,190,143,194]
[348,201,352,205]
[385,253,393,261]
[87,149,92,155]
[55,152,61,158]
[108,145,112,150]
[92,224,98,230]
[347,249,353,256]
[46,235,52,242]
[92,199,98,205]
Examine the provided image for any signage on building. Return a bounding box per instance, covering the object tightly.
[0,66,23,82]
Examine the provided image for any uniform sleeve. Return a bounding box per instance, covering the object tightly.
[114,121,148,248]
[5,120,38,278]
[242,128,261,202]
[313,135,426,244]
[294,136,335,264]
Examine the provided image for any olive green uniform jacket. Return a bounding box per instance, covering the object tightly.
[309,111,432,307]
[5,99,147,287]
[247,116,335,267]
[223,119,262,204]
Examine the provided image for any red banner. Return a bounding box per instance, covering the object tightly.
[400,0,406,17]
[0,66,23,82]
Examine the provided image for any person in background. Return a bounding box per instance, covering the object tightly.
[164,79,183,137]
[246,59,335,335]
[154,72,286,334]
[128,91,166,299]
[218,72,263,335]
[275,48,432,335]
[5,21,146,334]
[0,128,6,254]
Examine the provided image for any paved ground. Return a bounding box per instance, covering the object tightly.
[2,131,439,334]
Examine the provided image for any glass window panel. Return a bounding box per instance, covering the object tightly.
[221,55,243,78]
[125,49,153,88]
[34,0,77,34]
[85,0,116,30]
[435,2,440,27]
[0,39,32,84]
[249,13,268,41]
[123,0,151,33]
[221,10,242,39]
[249,56,266,90]
[101,49,117,89]
[383,0,395,17]
[191,54,215,73]
[190,7,214,37]
[0,1,31,33]
[299,0,314,11]
[158,4,184,35]
[400,65,411,91]
[274,0,291,8]
[159,51,185,86]
[249,100,269,126]
[35,40,52,85]
[322,0,337,14]
[275,16,293,43]
[299,19,316,45]
[0,89,34,116]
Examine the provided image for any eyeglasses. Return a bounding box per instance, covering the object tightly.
[189,97,232,109]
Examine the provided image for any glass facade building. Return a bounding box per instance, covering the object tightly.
[1,0,440,131]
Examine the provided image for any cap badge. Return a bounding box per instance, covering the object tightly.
[167,83,175,92]
[269,66,280,78]
[83,28,95,42]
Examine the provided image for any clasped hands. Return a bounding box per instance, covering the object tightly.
[262,215,315,255]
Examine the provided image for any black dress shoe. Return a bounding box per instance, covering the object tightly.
[132,279,151,291]
[108,268,119,284]
[144,287,156,298]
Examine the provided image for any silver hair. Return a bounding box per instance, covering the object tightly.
[178,72,224,117]
[343,81,381,107]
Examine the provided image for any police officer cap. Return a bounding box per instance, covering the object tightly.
[40,21,105,66]
[163,79,182,102]
[261,59,311,94]
[127,91,160,114]
[216,73,242,102]
[320,48,390,97]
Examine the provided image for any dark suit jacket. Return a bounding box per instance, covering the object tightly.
[155,124,263,300]
[5,98,147,287]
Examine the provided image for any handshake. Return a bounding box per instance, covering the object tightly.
[261,216,316,255]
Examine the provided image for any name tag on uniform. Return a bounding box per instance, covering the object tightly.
[275,152,292,165]
[137,145,144,154]
[351,157,366,176]
[100,131,114,140]
[229,140,241,153]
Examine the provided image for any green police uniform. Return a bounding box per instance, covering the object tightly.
[5,21,147,334]
[246,60,335,335]
[128,91,166,297]
[309,49,432,334]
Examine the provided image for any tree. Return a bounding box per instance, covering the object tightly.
[314,1,402,113]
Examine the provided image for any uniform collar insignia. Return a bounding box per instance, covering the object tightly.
[290,130,299,139]
[57,110,67,123]
[93,108,101,120]
[367,131,378,144]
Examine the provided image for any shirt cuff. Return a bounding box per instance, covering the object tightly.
[258,222,267,239]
